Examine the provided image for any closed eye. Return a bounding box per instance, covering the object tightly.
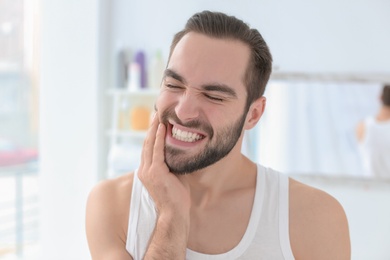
[204,94,224,102]
[165,83,183,90]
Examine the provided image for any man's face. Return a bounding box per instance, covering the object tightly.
[160,105,247,174]
[156,32,251,174]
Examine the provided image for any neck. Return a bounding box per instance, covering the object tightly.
[178,149,256,207]
[376,106,390,121]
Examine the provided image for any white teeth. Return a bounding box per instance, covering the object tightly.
[172,127,203,142]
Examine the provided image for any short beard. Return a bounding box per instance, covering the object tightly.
[160,108,247,175]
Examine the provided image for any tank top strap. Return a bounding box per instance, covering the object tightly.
[126,170,141,258]
[278,169,295,259]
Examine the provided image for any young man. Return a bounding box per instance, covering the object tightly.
[86,11,350,259]
[356,84,390,178]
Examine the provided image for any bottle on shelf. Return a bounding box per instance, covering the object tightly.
[134,50,147,89]
[130,106,151,131]
[116,48,127,89]
[127,62,141,92]
[118,97,130,130]
[148,49,165,90]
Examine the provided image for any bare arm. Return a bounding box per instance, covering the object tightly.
[356,121,365,142]
[290,179,351,260]
[86,175,134,260]
[138,115,191,259]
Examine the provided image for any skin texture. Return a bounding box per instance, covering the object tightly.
[86,33,351,260]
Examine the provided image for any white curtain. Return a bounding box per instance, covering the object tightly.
[250,80,382,176]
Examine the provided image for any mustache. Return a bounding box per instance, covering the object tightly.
[159,108,214,139]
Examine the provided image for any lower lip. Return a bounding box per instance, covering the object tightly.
[165,124,205,148]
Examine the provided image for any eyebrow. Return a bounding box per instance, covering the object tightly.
[164,69,187,84]
[164,68,237,98]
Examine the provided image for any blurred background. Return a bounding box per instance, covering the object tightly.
[1,0,390,259]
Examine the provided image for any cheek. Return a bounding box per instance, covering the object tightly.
[155,92,172,112]
[208,104,243,121]
[155,95,163,111]
[155,92,182,124]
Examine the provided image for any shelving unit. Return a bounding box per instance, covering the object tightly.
[106,129,148,139]
[106,88,159,177]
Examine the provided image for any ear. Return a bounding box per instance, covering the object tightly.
[244,96,266,130]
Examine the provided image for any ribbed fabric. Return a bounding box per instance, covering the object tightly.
[126,164,295,259]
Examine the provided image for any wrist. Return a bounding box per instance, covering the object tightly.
[157,210,190,236]
[144,210,190,259]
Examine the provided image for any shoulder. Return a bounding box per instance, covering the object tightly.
[289,178,351,260]
[356,120,366,142]
[86,172,135,259]
[87,172,135,206]
[86,172,135,222]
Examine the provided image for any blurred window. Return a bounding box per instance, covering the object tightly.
[0,0,40,258]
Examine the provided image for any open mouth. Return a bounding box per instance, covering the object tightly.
[169,123,206,143]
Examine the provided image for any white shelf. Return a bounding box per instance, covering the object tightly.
[106,87,158,177]
[107,129,147,139]
[107,88,159,97]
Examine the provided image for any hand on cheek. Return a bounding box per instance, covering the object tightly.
[138,113,191,216]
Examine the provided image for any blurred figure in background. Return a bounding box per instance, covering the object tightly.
[356,84,390,179]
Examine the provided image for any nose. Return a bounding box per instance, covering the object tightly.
[174,93,200,122]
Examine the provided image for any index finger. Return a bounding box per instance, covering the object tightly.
[141,112,159,166]
[152,123,167,164]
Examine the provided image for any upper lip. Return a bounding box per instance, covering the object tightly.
[168,120,207,137]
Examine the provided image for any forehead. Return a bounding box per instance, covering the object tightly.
[168,32,250,94]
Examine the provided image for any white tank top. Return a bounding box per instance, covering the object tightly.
[126,164,295,259]
[359,117,390,178]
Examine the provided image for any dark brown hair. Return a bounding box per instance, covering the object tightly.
[168,11,273,111]
[382,84,390,106]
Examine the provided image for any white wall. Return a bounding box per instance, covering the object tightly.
[39,0,104,259]
[110,0,390,77]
